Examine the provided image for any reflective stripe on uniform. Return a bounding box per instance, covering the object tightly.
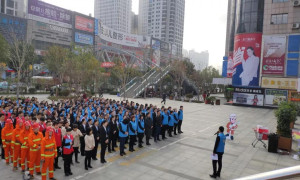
[41,173,47,176]
[45,143,55,148]
[21,146,28,149]
[24,137,28,140]
[16,135,20,137]
[33,138,41,142]
[44,153,55,157]
[6,133,12,136]
[30,149,38,151]
[29,168,34,170]
[35,166,40,168]
[49,171,54,173]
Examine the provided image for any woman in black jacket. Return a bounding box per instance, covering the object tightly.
[79,119,87,156]
[108,116,118,152]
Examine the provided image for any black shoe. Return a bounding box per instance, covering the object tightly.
[129,149,133,152]
[85,167,88,170]
[36,172,41,175]
[114,145,118,147]
[141,141,144,143]
[92,158,98,160]
[88,165,93,168]
[76,161,80,163]
[65,173,70,176]
[146,143,151,145]
[22,170,25,173]
[133,143,137,145]
[108,151,112,153]
[112,149,116,152]
[132,149,135,151]
[174,133,177,135]
[123,152,126,155]
[30,175,34,179]
[157,139,161,141]
[81,154,85,156]
[169,135,173,137]
[216,173,220,177]
[180,131,183,133]
[139,145,143,148]
[50,178,57,180]
[209,174,217,178]
[120,153,123,156]
[69,172,73,175]
[154,140,157,142]
[55,166,61,169]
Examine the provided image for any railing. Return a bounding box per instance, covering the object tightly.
[234,165,300,180]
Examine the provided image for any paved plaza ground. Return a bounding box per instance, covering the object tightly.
[1,94,300,180]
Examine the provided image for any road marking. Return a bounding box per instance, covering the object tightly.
[69,163,112,180]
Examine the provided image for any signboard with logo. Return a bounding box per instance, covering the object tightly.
[95,19,150,48]
[101,62,115,68]
[261,77,297,90]
[233,87,264,106]
[27,20,72,46]
[0,14,27,42]
[262,36,286,75]
[28,0,72,28]
[75,15,94,33]
[264,89,288,107]
[232,33,262,87]
[74,32,94,45]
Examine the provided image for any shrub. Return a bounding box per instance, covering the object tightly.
[28,88,36,94]
[58,89,70,97]
[186,93,194,99]
[275,102,297,138]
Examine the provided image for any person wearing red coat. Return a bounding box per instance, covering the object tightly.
[62,128,74,176]
[39,117,46,135]
[53,121,62,170]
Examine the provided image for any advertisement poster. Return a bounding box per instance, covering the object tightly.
[262,77,297,90]
[264,89,288,107]
[27,0,72,28]
[227,52,233,78]
[75,32,93,45]
[75,15,94,33]
[0,14,27,42]
[233,87,264,106]
[151,39,161,67]
[232,33,262,87]
[262,36,286,75]
[95,19,150,48]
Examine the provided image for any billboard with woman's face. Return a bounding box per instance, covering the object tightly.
[232,33,262,87]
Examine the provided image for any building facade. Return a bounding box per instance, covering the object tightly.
[138,0,185,56]
[0,0,27,18]
[94,0,132,33]
[223,0,300,107]
[189,50,209,71]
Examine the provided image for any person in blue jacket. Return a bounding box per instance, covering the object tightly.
[210,126,226,178]
[161,109,169,140]
[168,111,175,137]
[173,109,179,135]
[137,115,145,148]
[128,116,137,152]
[177,106,184,134]
[119,118,129,156]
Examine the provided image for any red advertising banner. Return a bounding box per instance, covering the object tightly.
[101,62,115,68]
[262,36,286,75]
[232,33,262,87]
[227,52,233,78]
[75,15,94,33]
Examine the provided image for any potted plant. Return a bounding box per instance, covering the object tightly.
[216,99,221,105]
[206,96,216,105]
[169,93,174,100]
[186,93,194,102]
[275,102,297,152]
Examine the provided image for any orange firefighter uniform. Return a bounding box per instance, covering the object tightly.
[12,119,23,170]
[28,123,43,177]
[41,127,57,180]
[1,119,14,164]
[20,121,32,171]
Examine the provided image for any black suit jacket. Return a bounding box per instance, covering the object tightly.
[99,126,108,144]
[108,121,118,138]
[79,124,87,136]
[92,125,100,142]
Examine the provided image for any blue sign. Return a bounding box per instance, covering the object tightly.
[75,32,94,45]
[94,19,98,35]
[222,61,227,77]
[0,14,27,43]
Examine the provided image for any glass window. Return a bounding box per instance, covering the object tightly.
[6,9,13,15]
[6,0,14,8]
[271,14,288,24]
[272,0,288,3]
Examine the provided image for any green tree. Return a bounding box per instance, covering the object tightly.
[193,66,221,93]
[169,60,187,98]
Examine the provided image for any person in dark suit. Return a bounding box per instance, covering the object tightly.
[79,119,87,156]
[152,108,157,137]
[99,120,109,163]
[154,110,162,142]
[92,120,100,160]
[144,113,153,145]
[108,116,118,152]
[0,113,5,159]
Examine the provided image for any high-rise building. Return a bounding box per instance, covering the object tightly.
[138,0,185,56]
[131,12,138,34]
[94,0,132,33]
[189,50,209,71]
[0,0,27,18]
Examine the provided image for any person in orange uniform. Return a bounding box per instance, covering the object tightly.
[20,121,32,172]
[28,123,43,179]
[12,119,24,170]
[41,126,57,180]
[1,119,14,164]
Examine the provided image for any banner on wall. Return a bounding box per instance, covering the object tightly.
[227,52,233,78]
[261,77,297,90]
[232,33,262,87]
[74,32,93,45]
[151,39,161,67]
[233,87,264,106]
[262,36,286,75]
[27,0,72,28]
[264,89,288,107]
[75,15,94,33]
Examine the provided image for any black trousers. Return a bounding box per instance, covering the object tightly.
[64,154,72,174]
[84,150,92,168]
[212,152,223,175]
[100,142,107,162]
[119,137,126,154]
[168,126,173,136]
[161,125,168,139]
[92,140,99,159]
[152,125,156,137]
[73,147,79,162]
[154,126,161,140]
[178,120,183,132]
[80,136,85,156]
[54,147,61,167]
[145,131,151,144]
[174,124,178,134]
[137,133,144,147]
[129,135,136,150]
[161,99,166,104]
[1,146,5,159]
[108,134,117,151]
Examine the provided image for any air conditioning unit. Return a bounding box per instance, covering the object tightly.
[294,0,300,7]
[292,23,300,29]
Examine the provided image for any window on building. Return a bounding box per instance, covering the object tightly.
[271,14,288,24]
[272,0,288,3]
[6,8,13,15]
[6,0,14,8]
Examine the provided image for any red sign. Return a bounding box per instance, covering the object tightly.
[75,15,94,33]
[227,52,233,78]
[262,36,286,75]
[101,62,115,68]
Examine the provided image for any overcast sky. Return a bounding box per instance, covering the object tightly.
[42,0,228,69]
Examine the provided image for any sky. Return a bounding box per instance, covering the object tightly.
[42,0,228,69]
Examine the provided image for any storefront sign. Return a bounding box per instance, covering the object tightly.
[264,89,288,107]
[262,36,286,75]
[28,0,72,28]
[101,62,115,68]
[233,93,264,106]
[75,15,94,33]
[232,33,262,87]
[75,32,94,45]
[261,77,297,90]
